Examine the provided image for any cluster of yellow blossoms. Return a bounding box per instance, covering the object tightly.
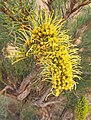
[24,19,81,96]
[9,13,81,97]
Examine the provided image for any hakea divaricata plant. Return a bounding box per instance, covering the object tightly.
[7,12,81,97]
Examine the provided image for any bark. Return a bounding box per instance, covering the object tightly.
[36,0,53,12]
[64,0,91,20]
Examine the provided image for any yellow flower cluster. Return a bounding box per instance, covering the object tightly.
[14,13,81,96]
[32,23,57,40]
[25,20,81,96]
[40,45,78,96]
[49,48,75,96]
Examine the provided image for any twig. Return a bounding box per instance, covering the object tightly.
[64,1,91,20]
[60,106,67,120]
[41,0,53,12]
[33,92,65,107]
[17,84,31,101]
[0,85,14,94]
[16,64,41,100]
[32,87,51,107]
[20,0,26,16]
[1,7,17,21]
[39,100,62,107]
[1,1,20,21]
[39,88,51,103]
[17,64,40,94]
[0,85,16,100]
[33,100,63,107]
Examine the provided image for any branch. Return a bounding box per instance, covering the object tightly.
[64,1,91,20]
[0,64,41,101]
[39,88,51,103]
[0,7,17,21]
[0,85,13,94]
[0,1,22,21]
[33,99,65,107]
[0,1,18,21]
[32,88,51,107]
[72,1,91,14]
[17,84,31,101]
[60,106,67,120]
[38,100,62,107]
[20,0,26,16]
[17,64,40,94]
[67,0,77,13]
[33,89,65,107]
[0,86,17,99]
[17,64,40,101]
[40,0,53,12]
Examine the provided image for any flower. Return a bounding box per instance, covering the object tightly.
[30,19,81,96]
[9,11,81,96]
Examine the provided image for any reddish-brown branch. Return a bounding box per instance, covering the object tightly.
[0,86,13,94]
[0,86,17,99]
[0,0,18,21]
[20,0,26,16]
[1,1,21,21]
[71,1,91,14]
[69,0,76,12]
[64,1,91,19]
[41,0,53,12]
[0,7,17,21]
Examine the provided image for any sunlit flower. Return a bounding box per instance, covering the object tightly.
[8,11,81,96]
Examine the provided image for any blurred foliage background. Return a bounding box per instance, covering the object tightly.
[0,0,91,120]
